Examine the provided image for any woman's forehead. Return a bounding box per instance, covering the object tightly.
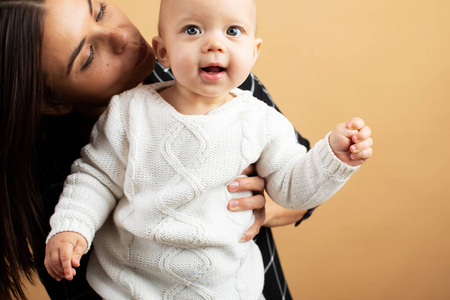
[42,0,91,78]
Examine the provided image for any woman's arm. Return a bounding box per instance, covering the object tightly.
[227,165,310,227]
[263,196,308,227]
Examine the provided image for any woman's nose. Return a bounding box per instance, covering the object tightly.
[106,27,129,54]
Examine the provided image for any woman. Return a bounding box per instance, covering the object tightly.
[0,0,313,299]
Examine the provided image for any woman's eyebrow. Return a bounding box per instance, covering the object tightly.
[66,0,92,75]
[67,38,86,75]
[87,0,93,15]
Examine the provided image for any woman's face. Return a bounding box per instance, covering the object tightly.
[42,0,156,114]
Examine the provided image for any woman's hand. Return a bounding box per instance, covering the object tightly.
[227,165,266,242]
[227,165,309,241]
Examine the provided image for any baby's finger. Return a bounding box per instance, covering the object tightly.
[71,240,87,268]
[352,125,372,143]
[47,267,63,281]
[350,137,373,154]
[350,147,373,161]
[44,252,63,281]
[347,117,365,131]
[59,246,75,280]
[333,122,358,142]
[49,263,65,281]
[47,249,65,277]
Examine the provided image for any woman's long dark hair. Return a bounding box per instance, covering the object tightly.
[0,1,46,299]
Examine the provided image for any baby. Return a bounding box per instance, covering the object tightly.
[45,0,373,299]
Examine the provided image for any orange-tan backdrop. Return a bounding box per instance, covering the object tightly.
[26,0,450,299]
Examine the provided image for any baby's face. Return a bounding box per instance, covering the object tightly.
[157,0,262,98]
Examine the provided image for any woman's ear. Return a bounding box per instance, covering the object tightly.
[152,36,170,68]
[41,94,73,115]
[41,103,73,115]
[41,82,74,115]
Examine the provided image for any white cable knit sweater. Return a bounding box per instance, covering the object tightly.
[47,81,358,300]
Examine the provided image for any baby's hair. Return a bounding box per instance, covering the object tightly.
[157,0,258,37]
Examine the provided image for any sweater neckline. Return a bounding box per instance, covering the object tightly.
[143,81,248,118]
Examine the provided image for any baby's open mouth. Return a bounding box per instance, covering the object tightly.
[201,66,225,73]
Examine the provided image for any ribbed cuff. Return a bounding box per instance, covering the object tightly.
[315,132,359,180]
[46,216,94,253]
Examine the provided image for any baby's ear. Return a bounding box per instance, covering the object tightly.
[152,36,170,68]
[252,38,263,65]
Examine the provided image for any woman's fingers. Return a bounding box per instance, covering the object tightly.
[229,165,267,242]
[240,164,256,176]
[227,175,265,194]
[240,207,265,242]
[228,194,265,212]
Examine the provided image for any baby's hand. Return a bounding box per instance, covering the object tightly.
[329,117,373,167]
[44,232,88,281]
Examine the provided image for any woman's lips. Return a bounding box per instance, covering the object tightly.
[200,65,226,81]
[135,36,149,67]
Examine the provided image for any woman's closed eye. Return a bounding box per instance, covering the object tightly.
[81,44,96,71]
[96,1,107,22]
[81,1,106,71]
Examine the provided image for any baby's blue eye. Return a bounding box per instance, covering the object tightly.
[227,27,242,36]
[185,26,201,35]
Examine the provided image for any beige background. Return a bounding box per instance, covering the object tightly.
[26,0,450,299]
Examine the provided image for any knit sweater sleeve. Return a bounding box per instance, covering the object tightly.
[256,108,359,210]
[46,95,130,250]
